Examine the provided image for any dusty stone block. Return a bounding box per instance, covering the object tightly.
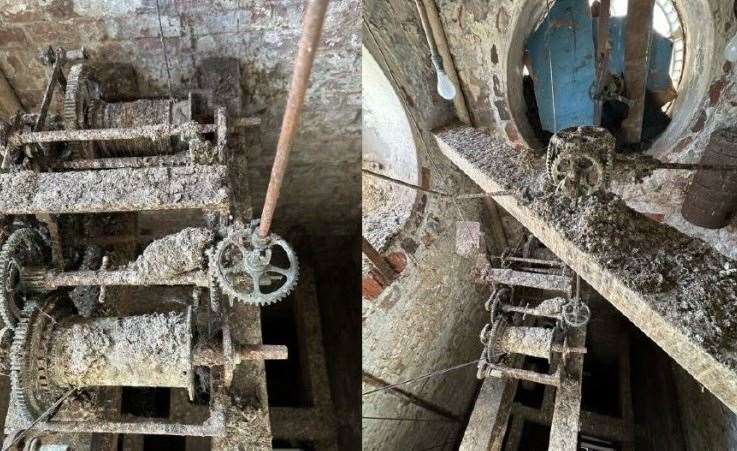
[0,1,47,23]
[456,221,483,257]
[189,10,249,36]
[23,20,80,46]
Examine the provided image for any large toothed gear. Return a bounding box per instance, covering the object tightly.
[210,226,299,306]
[0,326,13,375]
[64,63,100,159]
[9,302,39,421]
[547,126,615,198]
[0,228,47,329]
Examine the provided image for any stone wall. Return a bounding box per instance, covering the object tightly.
[0,0,361,237]
[362,1,504,448]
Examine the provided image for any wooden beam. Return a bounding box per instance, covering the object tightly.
[479,267,572,294]
[459,376,517,451]
[362,237,397,284]
[434,126,737,414]
[0,165,230,214]
[548,328,586,450]
[621,0,655,143]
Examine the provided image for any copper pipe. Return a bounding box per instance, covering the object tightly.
[259,0,329,238]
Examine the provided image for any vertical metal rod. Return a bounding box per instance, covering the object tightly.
[594,0,611,124]
[258,0,329,238]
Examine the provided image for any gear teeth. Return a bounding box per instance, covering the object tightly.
[9,302,38,421]
[0,229,46,330]
[210,229,299,307]
[64,64,98,159]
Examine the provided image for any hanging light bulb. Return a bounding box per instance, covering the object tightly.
[431,56,456,100]
[436,68,457,100]
[725,32,737,62]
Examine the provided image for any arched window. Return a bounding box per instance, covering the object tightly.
[362,47,419,249]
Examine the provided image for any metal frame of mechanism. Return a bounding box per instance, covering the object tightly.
[473,236,590,450]
[0,46,299,449]
[0,46,234,171]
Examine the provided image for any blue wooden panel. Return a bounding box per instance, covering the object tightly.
[527,0,597,133]
[601,17,673,90]
[647,31,674,91]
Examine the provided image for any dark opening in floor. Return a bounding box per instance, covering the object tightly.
[262,292,311,407]
[142,435,186,450]
[581,359,621,417]
[518,421,552,451]
[121,387,171,418]
[514,356,550,409]
[272,439,315,450]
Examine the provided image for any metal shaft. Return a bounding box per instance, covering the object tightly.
[258,0,329,238]
[22,268,209,289]
[16,123,216,144]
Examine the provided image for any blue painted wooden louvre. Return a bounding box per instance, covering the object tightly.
[527,0,673,134]
[527,0,597,133]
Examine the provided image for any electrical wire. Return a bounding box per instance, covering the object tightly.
[362,359,480,396]
[362,416,456,423]
[3,387,78,450]
[155,0,175,102]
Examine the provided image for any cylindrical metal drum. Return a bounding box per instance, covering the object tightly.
[88,98,192,158]
[47,310,193,390]
[494,325,554,360]
[682,128,737,229]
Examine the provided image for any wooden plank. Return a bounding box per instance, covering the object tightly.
[480,268,572,293]
[459,375,518,451]
[548,328,586,450]
[434,126,737,414]
[0,165,230,214]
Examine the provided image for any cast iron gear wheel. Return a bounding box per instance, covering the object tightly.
[0,326,13,376]
[210,229,299,306]
[9,302,39,421]
[64,63,101,159]
[0,228,47,329]
[547,126,615,198]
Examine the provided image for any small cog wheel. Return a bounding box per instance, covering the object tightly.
[210,226,299,306]
[0,228,48,329]
[9,301,38,421]
[562,299,591,328]
[547,126,615,198]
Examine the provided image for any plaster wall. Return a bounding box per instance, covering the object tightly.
[362,1,496,448]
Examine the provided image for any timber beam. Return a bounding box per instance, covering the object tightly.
[434,125,737,414]
[0,165,230,214]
